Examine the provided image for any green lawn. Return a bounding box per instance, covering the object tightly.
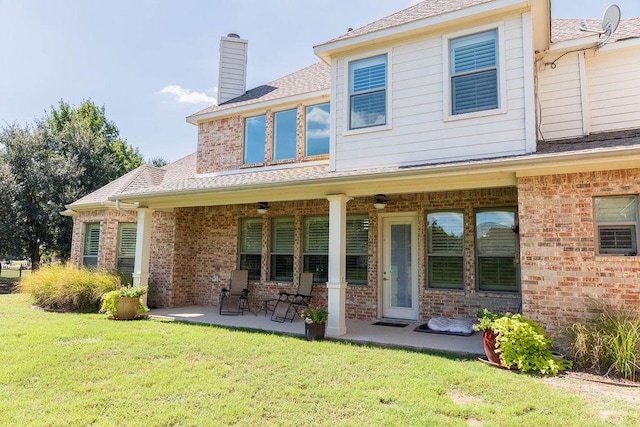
[0,293,637,426]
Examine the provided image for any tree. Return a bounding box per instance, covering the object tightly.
[0,100,145,268]
[148,157,169,167]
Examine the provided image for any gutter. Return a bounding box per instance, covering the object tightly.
[115,200,138,221]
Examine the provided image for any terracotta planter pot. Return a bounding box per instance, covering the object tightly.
[114,297,140,320]
[305,322,326,341]
[482,330,502,365]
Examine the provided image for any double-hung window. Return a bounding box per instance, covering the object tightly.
[594,196,639,256]
[244,115,266,164]
[349,54,387,129]
[117,223,137,283]
[303,216,329,282]
[270,217,294,281]
[346,214,369,285]
[305,103,330,156]
[83,223,100,267]
[450,29,498,115]
[239,218,263,279]
[273,109,297,161]
[427,211,464,289]
[476,209,517,292]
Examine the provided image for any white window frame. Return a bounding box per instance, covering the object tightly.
[83,223,100,267]
[594,196,639,256]
[239,218,264,280]
[442,22,507,122]
[342,48,392,136]
[117,223,137,282]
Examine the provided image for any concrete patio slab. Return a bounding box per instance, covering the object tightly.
[149,306,484,356]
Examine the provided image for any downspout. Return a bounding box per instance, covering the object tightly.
[115,200,138,221]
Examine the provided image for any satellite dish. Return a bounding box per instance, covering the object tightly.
[602,4,621,36]
[578,4,621,48]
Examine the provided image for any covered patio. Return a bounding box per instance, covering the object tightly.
[148,306,484,356]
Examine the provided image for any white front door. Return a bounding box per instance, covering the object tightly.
[381,215,418,320]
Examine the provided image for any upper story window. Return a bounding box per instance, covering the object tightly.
[305,103,330,156]
[273,109,297,161]
[450,29,498,115]
[475,208,517,292]
[117,223,137,283]
[594,196,639,256]
[349,54,387,130]
[239,218,263,280]
[83,223,100,267]
[427,211,464,290]
[244,115,266,164]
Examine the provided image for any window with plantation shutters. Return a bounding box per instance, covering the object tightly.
[117,223,137,282]
[427,212,464,289]
[349,54,387,129]
[83,223,100,267]
[476,209,517,292]
[270,217,294,281]
[450,29,498,115]
[239,218,263,280]
[303,216,329,282]
[346,214,369,284]
[595,196,639,255]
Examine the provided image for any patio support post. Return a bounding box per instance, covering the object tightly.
[132,207,153,305]
[326,194,352,336]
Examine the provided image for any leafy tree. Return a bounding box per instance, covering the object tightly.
[148,157,169,167]
[0,100,145,267]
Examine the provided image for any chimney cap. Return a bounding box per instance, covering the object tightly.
[227,33,240,38]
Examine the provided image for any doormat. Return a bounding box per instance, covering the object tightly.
[372,321,410,327]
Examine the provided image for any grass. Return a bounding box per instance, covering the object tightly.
[0,293,638,426]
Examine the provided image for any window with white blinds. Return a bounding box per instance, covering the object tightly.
[303,216,329,282]
[349,54,387,129]
[346,214,369,285]
[239,218,263,280]
[83,223,100,267]
[476,209,517,292]
[427,211,464,289]
[117,223,137,283]
[595,196,639,255]
[450,29,498,115]
[270,217,294,281]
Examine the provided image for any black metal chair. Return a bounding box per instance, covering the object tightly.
[271,272,314,322]
[219,270,249,315]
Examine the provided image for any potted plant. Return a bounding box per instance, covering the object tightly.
[300,305,329,341]
[100,285,149,320]
[474,308,572,375]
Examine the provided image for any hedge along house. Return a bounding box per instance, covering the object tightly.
[65,0,640,338]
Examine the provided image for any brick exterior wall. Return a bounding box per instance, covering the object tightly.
[149,211,175,308]
[196,104,328,174]
[164,188,520,322]
[518,168,640,336]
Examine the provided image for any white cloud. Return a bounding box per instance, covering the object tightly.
[158,85,216,105]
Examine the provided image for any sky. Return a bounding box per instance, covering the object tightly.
[1,0,639,163]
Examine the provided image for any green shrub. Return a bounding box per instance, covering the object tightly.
[17,265,120,312]
[99,286,149,317]
[566,305,640,381]
[493,314,572,375]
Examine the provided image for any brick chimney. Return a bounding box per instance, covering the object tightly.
[217,33,248,105]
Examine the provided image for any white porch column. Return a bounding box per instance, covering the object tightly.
[326,194,351,336]
[132,207,153,305]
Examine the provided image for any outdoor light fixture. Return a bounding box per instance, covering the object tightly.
[373,194,388,210]
[257,202,269,214]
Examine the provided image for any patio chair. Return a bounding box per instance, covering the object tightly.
[219,270,249,315]
[271,272,314,322]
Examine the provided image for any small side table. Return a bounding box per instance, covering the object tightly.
[255,298,277,317]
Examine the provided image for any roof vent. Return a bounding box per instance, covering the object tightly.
[227,33,240,38]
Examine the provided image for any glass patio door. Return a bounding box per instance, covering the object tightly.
[381,215,418,320]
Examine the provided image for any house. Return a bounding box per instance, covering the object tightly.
[65,0,640,338]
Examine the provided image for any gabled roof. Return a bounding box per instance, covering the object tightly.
[67,154,197,209]
[317,0,495,46]
[552,18,640,43]
[187,62,330,123]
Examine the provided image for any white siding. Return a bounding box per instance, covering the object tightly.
[587,47,640,133]
[217,36,248,105]
[333,15,528,171]
[537,45,640,140]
